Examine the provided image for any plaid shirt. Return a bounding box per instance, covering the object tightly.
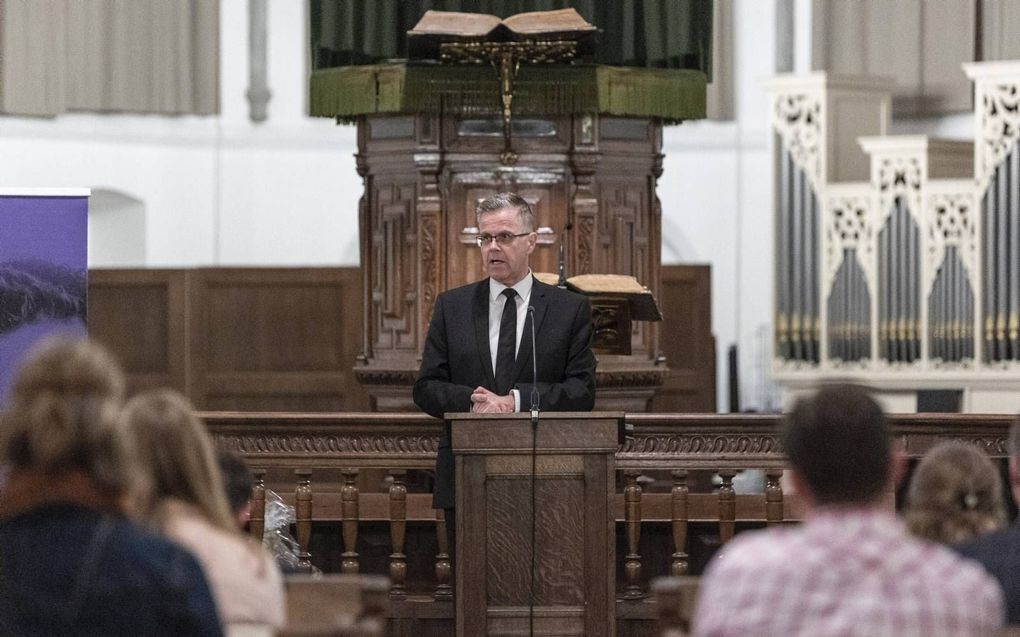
[693,508,1003,637]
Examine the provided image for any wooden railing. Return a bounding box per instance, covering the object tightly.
[205,412,1013,637]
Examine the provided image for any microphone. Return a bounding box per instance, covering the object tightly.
[528,305,540,422]
[526,304,540,637]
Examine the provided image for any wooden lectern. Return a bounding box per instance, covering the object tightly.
[450,412,624,637]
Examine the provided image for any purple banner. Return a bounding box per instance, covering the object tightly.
[0,194,89,402]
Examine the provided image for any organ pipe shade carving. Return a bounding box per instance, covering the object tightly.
[878,197,921,363]
[776,143,820,363]
[982,139,1020,362]
[827,248,871,362]
[929,246,975,363]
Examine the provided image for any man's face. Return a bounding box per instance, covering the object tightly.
[478,207,536,286]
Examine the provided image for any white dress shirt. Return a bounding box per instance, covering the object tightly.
[488,272,533,411]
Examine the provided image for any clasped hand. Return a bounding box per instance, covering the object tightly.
[470,386,514,413]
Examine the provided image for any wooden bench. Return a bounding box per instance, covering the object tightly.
[277,574,388,637]
[651,576,701,636]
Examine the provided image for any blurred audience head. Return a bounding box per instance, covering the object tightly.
[783,383,891,507]
[904,441,1006,544]
[122,389,236,533]
[218,450,254,530]
[0,337,134,507]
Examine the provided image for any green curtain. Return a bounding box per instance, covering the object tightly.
[309,63,707,123]
[310,0,713,77]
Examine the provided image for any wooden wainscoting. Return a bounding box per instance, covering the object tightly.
[651,266,715,412]
[88,269,188,394]
[89,266,714,413]
[88,268,371,411]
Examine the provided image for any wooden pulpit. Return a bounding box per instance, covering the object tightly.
[450,412,624,637]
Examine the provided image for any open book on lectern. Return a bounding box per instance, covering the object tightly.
[407,8,597,60]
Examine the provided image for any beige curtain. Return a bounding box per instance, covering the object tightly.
[979,0,1020,61]
[811,0,975,116]
[0,0,219,117]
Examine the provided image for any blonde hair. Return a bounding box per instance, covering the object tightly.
[122,389,237,534]
[0,337,134,498]
[904,441,1007,544]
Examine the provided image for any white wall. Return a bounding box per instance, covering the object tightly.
[0,0,362,268]
[661,0,778,412]
[0,0,783,412]
[0,0,973,412]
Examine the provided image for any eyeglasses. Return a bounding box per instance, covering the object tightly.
[475,232,531,247]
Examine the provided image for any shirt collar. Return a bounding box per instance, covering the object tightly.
[489,270,533,302]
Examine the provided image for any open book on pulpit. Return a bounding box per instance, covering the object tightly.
[533,273,662,355]
[407,8,597,60]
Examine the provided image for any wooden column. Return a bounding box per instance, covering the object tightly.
[622,470,644,600]
[388,470,408,599]
[250,467,266,542]
[434,509,453,601]
[765,468,785,527]
[717,470,736,545]
[295,469,313,572]
[670,470,689,576]
[341,469,360,574]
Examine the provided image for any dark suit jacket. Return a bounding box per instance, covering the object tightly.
[956,523,1020,623]
[413,276,596,508]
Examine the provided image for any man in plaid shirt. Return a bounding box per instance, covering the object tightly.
[693,384,1004,637]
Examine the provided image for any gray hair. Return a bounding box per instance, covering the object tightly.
[475,192,535,232]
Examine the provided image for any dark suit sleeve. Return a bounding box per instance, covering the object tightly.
[515,295,596,411]
[413,294,474,419]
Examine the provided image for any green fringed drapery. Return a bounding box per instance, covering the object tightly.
[310,63,707,123]
[310,0,713,76]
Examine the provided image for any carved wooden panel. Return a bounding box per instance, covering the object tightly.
[597,179,655,356]
[453,414,617,637]
[189,268,367,411]
[368,179,419,354]
[89,268,370,411]
[651,266,716,412]
[356,112,668,410]
[88,269,186,395]
[445,171,568,288]
[485,476,585,606]
[442,115,570,155]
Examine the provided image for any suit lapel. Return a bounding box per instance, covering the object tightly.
[473,279,497,389]
[512,277,549,383]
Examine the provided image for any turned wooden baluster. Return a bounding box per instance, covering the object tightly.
[717,470,736,545]
[434,509,453,601]
[249,468,266,542]
[622,470,645,599]
[294,469,313,573]
[340,469,360,574]
[670,470,690,576]
[388,470,407,599]
[765,468,784,527]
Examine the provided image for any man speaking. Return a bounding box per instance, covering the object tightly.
[413,192,597,551]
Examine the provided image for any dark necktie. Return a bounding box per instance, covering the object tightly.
[494,288,517,395]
